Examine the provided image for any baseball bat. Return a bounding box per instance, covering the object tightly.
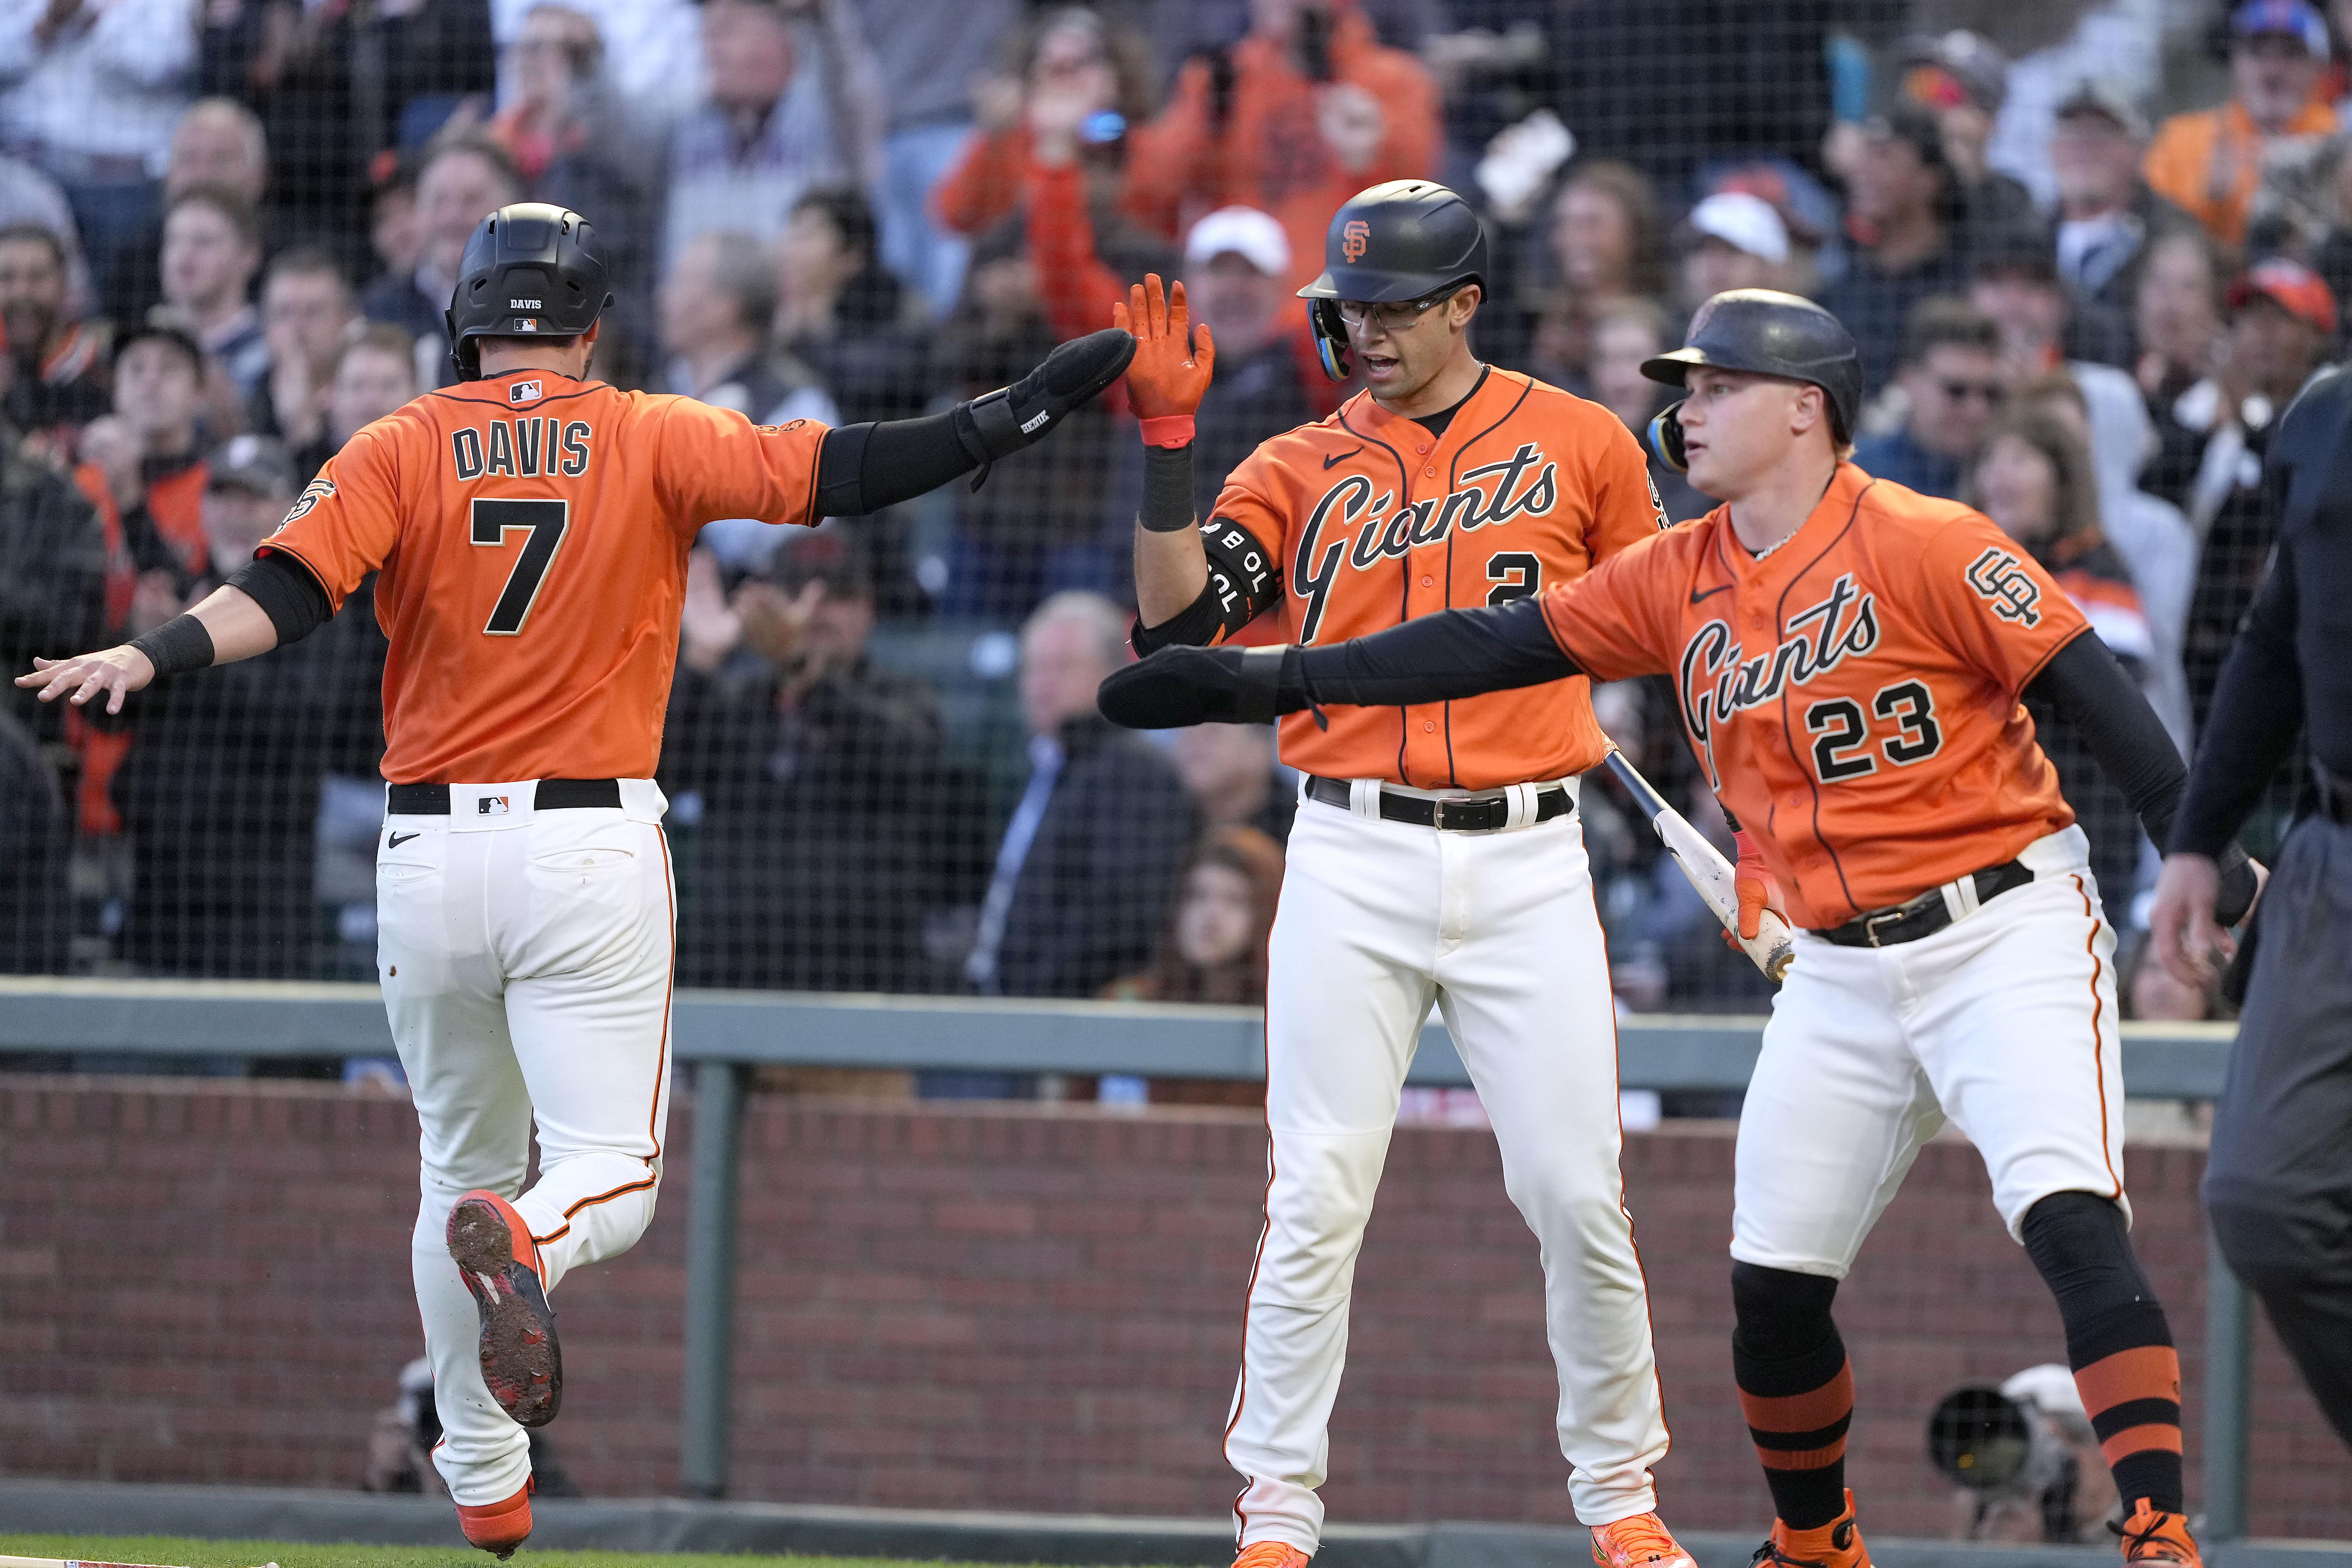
[1603,750,1795,983]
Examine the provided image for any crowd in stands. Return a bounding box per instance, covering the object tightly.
[2,0,2343,1045]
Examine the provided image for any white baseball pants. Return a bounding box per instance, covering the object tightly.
[1732,826,2127,1279]
[374,778,677,1505]
[1230,783,1669,1551]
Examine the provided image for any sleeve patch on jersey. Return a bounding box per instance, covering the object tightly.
[1964,547,2042,626]
[277,476,336,530]
[1644,469,1669,529]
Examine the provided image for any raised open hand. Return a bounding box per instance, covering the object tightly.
[1112,274,1214,424]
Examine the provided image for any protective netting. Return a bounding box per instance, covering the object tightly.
[0,0,2325,1037]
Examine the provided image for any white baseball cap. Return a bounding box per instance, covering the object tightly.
[1687,191,1790,266]
[1184,206,1290,277]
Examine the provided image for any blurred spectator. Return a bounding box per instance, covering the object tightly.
[658,231,836,426]
[1121,0,1443,301]
[1173,206,1321,505]
[246,249,357,446]
[1168,722,1295,848]
[1852,297,2005,500]
[929,7,1159,249]
[1981,1,2168,215]
[1894,30,2044,256]
[963,590,1199,999]
[1821,107,1973,397]
[488,0,704,132]
[1966,246,2144,480]
[2020,372,2197,751]
[2145,0,2337,251]
[2052,81,2196,327]
[360,133,522,388]
[160,185,269,410]
[0,401,108,738]
[1101,825,1285,1005]
[1674,192,1790,316]
[0,0,195,316]
[2132,226,2227,407]
[369,155,425,287]
[1526,160,1665,391]
[100,98,271,332]
[1965,406,2157,897]
[775,187,929,426]
[0,220,108,454]
[853,0,1018,314]
[2149,257,2336,722]
[0,150,79,267]
[662,0,884,270]
[293,322,418,483]
[665,537,944,992]
[930,230,1120,617]
[486,5,659,325]
[0,703,66,973]
[1584,297,1710,523]
[77,325,212,608]
[113,434,389,977]
[196,0,496,280]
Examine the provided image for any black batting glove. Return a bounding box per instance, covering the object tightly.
[1098,645,1304,728]
[954,327,1137,484]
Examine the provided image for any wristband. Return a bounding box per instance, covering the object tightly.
[1138,415,1196,449]
[1138,442,1197,534]
[127,612,216,679]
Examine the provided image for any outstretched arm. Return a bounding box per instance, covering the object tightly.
[1098,594,1577,727]
[811,327,1135,516]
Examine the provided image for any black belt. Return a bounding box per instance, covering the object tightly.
[385,778,622,815]
[1305,775,1574,832]
[1811,860,2035,948]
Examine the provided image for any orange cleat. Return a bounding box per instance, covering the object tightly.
[1231,1544,1311,1568]
[2114,1499,2202,1568]
[1593,1511,1696,1568]
[456,1476,534,1559]
[1751,1491,1870,1568]
[447,1189,562,1427]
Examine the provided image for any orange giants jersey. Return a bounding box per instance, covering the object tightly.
[1538,462,2091,929]
[1206,367,1666,788]
[259,369,826,783]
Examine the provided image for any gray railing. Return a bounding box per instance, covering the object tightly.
[0,980,2252,1536]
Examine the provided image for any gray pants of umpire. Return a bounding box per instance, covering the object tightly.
[2204,813,2352,1451]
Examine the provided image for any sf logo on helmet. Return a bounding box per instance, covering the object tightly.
[1341,220,1371,263]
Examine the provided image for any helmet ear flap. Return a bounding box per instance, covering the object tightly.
[1308,298,1351,382]
[1646,400,1689,472]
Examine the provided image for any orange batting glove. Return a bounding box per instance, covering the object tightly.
[1732,829,1784,943]
[1112,273,1214,446]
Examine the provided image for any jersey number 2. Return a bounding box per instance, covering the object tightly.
[471,498,569,636]
[1486,552,1541,605]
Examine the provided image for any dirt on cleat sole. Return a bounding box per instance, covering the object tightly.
[447,1198,563,1428]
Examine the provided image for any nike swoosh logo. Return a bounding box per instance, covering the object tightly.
[1690,584,1733,605]
[387,831,420,848]
[1323,446,1364,469]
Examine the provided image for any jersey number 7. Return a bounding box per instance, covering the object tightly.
[471,498,570,636]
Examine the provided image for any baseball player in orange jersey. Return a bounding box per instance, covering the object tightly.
[1117,182,1691,1568]
[1102,290,2264,1568]
[17,204,1135,1558]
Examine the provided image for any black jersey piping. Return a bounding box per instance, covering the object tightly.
[1336,399,1417,785]
[1770,479,1875,917]
[1441,370,1532,787]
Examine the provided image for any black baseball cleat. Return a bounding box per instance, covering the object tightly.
[447,1190,563,1428]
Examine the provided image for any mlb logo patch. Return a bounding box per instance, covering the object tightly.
[508,380,542,405]
[477,795,511,816]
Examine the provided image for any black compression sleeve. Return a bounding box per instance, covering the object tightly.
[230,552,333,644]
[1139,444,1195,532]
[813,413,979,517]
[1290,597,1579,707]
[2173,538,2305,857]
[2027,628,2256,917]
[127,613,214,677]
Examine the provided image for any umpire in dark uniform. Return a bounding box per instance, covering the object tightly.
[2151,364,2352,1452]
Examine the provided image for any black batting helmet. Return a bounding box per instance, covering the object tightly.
[1641,290,1863,460]
[1298,181,1488,381]
[445,202,613,380]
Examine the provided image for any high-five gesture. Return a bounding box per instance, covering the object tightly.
[1114,273,1214,425]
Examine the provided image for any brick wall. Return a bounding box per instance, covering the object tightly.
[1,1079,2343,1540]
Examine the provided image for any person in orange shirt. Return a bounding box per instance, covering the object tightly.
[2143,0,2337,249]
[18,202,1133,1560]
[1104,291,2264,1568]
